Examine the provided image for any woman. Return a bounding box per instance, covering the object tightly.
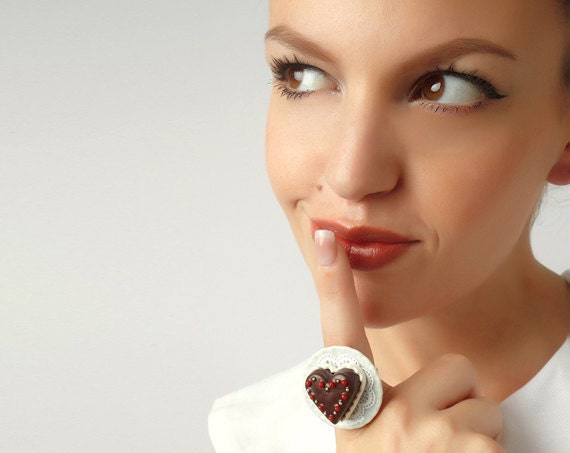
[210,0,570,451]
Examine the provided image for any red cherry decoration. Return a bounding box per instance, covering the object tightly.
[305,368,362,425]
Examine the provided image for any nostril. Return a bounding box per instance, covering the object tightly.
[324,158,402,202]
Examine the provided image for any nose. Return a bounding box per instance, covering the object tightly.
[324,98,402,201]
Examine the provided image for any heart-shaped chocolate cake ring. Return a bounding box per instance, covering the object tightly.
[305,367,366,425]
[304,346,382,429]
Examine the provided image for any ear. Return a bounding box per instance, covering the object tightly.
[547,142,570,185]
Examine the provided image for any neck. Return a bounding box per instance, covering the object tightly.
[366,256,570,402]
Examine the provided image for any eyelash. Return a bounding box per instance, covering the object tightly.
[269,56,506,113]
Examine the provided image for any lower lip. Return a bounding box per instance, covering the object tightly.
[335,237,414,271]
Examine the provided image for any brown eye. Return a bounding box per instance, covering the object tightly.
[280,65,338,94]
[421,74,445,101]
[287,68,305,90]
[411,72,486,105]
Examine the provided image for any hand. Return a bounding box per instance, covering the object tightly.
[312,230,504,452]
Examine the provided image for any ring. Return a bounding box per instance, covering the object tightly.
[304,345,383,429]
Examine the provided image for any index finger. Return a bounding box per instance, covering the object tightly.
[313,230,374,362]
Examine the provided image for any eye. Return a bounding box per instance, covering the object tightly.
[416,73,482,104]
[410,69,505,106]
[270,57,340,99]
[284,66,334,92]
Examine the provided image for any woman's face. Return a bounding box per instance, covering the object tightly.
[265,0,570,326]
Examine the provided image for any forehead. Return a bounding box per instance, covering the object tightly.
[268,0,563,65]
[269,0,559,28]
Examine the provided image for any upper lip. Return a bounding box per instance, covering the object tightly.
[312,219,416,244]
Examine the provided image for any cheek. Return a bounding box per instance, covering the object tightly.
[265,102,326,209]
[417,126,552,261]
[266,105,321,267]
[265,106,297,208]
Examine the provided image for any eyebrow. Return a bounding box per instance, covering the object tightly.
[265,25,335,63]
[264,25,518,65]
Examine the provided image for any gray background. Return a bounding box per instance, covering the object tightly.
[1,1,568,452]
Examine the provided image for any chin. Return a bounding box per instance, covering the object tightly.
[355,279,449,329]
[356,289,410,329]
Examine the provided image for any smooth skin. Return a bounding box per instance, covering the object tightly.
[265,0,570,450]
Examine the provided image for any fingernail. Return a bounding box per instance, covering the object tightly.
[315,230,337,267]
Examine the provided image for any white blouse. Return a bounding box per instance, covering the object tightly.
[209,273,570,452]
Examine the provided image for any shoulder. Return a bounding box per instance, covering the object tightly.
[208,361,335,453]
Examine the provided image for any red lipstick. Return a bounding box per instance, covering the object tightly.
[312,220,418,271]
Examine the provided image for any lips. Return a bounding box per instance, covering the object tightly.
[312,219,418,271]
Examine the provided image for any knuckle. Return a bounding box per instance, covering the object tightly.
[432,412,457,437]
[438,353,478,382]
[419,413,457,446]
[464,434,505,453]
[483,398,504,428]
[374,400,413,449]
[379,397,414,431]
[440,353,474,371]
